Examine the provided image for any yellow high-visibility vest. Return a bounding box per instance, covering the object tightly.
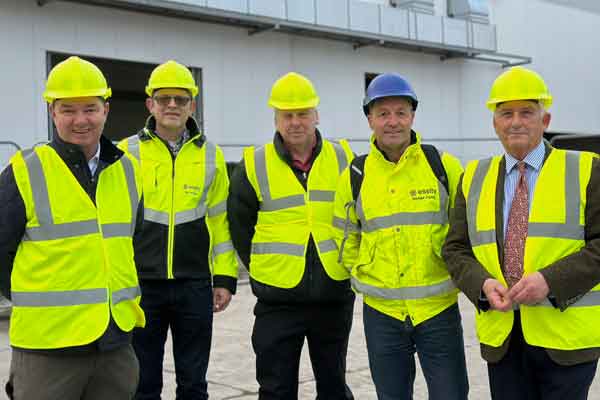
[10,145,144,349]
[244,139,352,288]
[463,148,600,350]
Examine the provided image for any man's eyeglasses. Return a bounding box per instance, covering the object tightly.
[153,95,192,107]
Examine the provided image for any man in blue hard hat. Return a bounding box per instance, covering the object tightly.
[333,73,469,400]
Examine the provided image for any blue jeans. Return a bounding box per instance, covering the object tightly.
[133,279,213,400]
[363,302,469,400]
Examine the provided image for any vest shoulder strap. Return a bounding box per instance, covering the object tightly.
[350,144,449,202]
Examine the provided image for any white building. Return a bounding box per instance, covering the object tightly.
[1,0,599,166]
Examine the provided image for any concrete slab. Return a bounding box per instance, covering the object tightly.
[0,284,599,399]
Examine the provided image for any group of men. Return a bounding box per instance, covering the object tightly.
[0,54,599,400]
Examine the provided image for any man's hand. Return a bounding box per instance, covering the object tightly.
[213,288,232,313]
[508,272,549,305]
[482,278,512,312]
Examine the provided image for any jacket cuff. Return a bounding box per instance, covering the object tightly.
[213,275,237,295]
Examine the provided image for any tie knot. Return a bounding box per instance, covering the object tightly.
[517,161,527,175]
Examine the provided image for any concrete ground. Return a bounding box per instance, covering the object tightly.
[0,284,599,399]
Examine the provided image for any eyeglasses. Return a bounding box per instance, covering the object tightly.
[153,95,192,107]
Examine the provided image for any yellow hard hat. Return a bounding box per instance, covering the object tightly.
[43,56,112,103]
[146,60,198,97]
[486,66,552,111]
[268,72,320,110]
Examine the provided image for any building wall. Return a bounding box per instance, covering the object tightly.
[1,0,599,162]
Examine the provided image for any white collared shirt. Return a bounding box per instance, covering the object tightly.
[88,143,101,176]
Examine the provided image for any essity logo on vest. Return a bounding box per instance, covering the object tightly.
[409,188,437,201]
[183,184,201,196]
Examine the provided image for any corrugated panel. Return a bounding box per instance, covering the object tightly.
[248,0,285,19]
[206,0,248,13]
[470,22,496,51]
[380,6,409,38]
[349,0,380,34]
[316,0,349,30]
[287,0,316,24]
[412,12,442,43]
[443,17,467,47]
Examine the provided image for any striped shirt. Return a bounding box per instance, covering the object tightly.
[503,140,545,235]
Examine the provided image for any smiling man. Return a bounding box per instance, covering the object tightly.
[119,60,238,400]
[0,56,144,399]
[333,73,467,400]
[443,66,600,400]
[228,72,355,400]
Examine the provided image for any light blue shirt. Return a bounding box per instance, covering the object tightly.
[503,140,545,236]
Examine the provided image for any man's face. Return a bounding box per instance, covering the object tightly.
[50,97,108,151]
[274,108,319,147]
[368,97,415,153]
[493,100,551,160]
[146,88,194,135]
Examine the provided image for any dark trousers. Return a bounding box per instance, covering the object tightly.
[252,300,355,400]
[363,302,469,400]
[7,344,138,400]
[133,279,213,400]
[488,312,598,400]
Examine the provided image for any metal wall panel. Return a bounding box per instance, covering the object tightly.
[470,22,496,51]
[286,0,316,24]
[380,6,409,38]
[206,0,248,13]
[349,0,380,33]
[316,0,349,29]
[443,17,467,47]
[248,0,285,19]
[412,12,442,43]
[171,0,208,7]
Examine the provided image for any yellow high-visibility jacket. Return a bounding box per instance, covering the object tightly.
[463,149,600,350]
[333,133,463,325]
[10,144,144,349]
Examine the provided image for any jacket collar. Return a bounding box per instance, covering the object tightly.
[272,129,323,167]
[371,130,419,163]
[138,115,205,148]
[49,133,123,167]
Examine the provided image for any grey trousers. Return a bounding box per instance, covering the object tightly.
[6,344,139,400]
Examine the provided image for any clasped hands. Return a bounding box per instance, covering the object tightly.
[482,272,550,312]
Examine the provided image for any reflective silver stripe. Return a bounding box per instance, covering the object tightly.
[252,242,305,256]
[174,204,208,225]
[333,216,359,232]
[112,286,141,305]
[128,136,140,160]
[351,277,456,300]
[254,146,272,202]
[467,157,496,246]
[144,208,169,225]
[213,241,234,257]
[527,151,583,240]
[207,200,227,217]
[11,288,107,307]
[24,220,99,241]
[24,149,53,226]
[309,190,335,202]
[358,181,448,233]
[518,291,600,309]
[261,195,305,211]
[318,239,337,253]
[119,155,139,235]
[331,142,348,175]
[101,223,131,238]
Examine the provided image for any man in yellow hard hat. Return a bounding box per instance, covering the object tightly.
[119,60,238,400]
[0,55,144,399]
[227,72,355,399]
[443,66,600,399]
[333,73,467,400]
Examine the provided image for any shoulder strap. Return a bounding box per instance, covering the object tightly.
[421,144,449,194]
[349,154,368,202]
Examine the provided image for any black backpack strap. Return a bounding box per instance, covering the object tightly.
[421,144,449,194]
[349,154,368,202]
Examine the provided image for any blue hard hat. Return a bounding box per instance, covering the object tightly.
[363,73,418,115]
